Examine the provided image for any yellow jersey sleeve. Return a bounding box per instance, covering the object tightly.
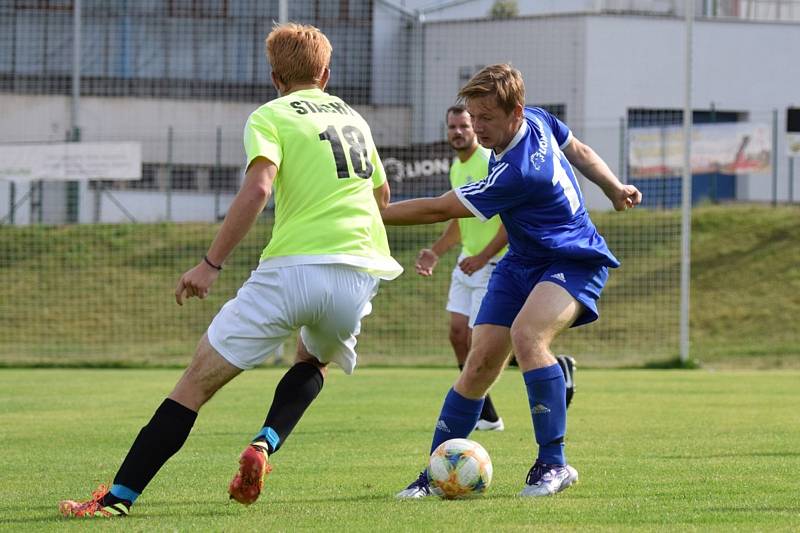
[243,109,283,170]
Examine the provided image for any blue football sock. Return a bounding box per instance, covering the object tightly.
[109,484,140,504]
[523,363,567,465]
[253,426,281,454]
[430,388,484,454]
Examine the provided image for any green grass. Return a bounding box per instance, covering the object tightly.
[1,368,798,531]
[1,204,798,368]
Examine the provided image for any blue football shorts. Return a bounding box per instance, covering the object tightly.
[474,257,610,328]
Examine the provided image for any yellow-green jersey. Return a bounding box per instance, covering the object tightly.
[450,147,507,260]
[243,88,402,280]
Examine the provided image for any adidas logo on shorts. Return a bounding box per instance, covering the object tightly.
[550,272,566,283]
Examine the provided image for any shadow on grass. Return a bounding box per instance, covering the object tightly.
[656,451,800,460]
[705,506,800,513]
[640,356,703,369]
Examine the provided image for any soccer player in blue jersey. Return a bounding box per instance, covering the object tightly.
[419,105,578,431]
[384,64,641,498]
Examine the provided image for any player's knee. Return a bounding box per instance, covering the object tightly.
[295,356,328,379]
[509,325,549,359]
[449,325,469,349]
[460,357,500,393]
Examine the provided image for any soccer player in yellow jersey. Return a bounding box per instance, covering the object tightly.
[59,23,402,517]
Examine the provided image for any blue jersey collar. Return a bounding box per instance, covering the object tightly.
[494,119,528,161]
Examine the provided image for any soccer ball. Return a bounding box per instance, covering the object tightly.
[427,438,493,499]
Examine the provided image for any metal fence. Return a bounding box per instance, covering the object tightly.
[1,0,799,368]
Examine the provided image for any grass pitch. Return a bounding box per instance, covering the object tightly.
[1,367,799,531]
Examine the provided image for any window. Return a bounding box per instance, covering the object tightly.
[209,166,240,192]
[13,1,73,10]
[170,165,197,190]
[168,0,226,18]
[628,108,745,128]
[130,163,159,190]
[532,103,566,122]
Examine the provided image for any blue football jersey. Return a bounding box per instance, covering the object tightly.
[454,107,619,267]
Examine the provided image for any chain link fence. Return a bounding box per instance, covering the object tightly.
[1,0,799,367]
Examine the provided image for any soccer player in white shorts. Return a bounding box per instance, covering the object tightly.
[59,23,402,518]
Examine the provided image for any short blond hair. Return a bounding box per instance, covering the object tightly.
[266,23,332,87]
[458,64,525,114]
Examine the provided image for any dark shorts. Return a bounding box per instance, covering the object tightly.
[473,258,609,328]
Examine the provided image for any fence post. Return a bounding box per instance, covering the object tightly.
[67,0,82,224]
[166,126,173,221]
[93,182,101,222]
[772,109,778,206]
[618,116,626,183]
[215,126,222,221]
[8,182,15,225]
[679,0,693,366]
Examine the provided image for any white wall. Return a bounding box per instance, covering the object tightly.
[372,1,414,106]
[583,15,800,203]
[421,15,587,141]
[0,93,412,164]
[0,93,412,224]
[78,187,236,224]
[419,13,800,208]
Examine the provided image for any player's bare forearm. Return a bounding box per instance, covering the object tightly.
[459,225,507,275]
[206,159,276,264]
[417,220,460,276]
[477,224,507,261]
[564,139,618,194]
[564,138,642,211]
[206,186,270,263]
[381,191,472,226]
[176,159,276,306]
[431,220,461,257]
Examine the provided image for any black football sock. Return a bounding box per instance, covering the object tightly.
[458,364,499,422]
[100,491,130,507]
[253,362,324,454]
[112,398,197,495]
[479,394,499,422]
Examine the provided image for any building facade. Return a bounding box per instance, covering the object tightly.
[1,0,798,223]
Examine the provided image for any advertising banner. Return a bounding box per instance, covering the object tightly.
[629,122,771,178]
[379,141,454,199]
[0,142,142,181]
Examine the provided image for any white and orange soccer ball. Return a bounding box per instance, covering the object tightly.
[427,438,493,499]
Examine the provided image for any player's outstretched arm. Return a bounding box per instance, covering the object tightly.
[459,224,507,275]
[416,220,461,276]
[381,190,472,226]
[175,157,277,305]
[563,138,642,211]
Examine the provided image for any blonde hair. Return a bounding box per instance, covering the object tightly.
[458,64,525,114]
[266,23,332,87]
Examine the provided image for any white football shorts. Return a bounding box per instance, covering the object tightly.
[208,262,380,374]
[445,253,497,328]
